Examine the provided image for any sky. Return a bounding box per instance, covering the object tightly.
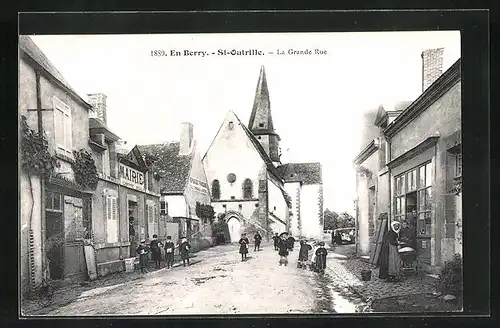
[29,31,460,215]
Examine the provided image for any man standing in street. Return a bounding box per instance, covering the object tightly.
[272,233,280,251]
[150,234,163,269]
[278,232,290,266]
[164,235,175,269]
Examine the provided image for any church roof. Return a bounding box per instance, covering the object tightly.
[248,66,278,136]
[137,142,193,194]
[277,162,323,185]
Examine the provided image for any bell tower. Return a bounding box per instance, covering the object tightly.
[248,66,281,163]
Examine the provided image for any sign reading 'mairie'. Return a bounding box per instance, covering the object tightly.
[119,164,145,190]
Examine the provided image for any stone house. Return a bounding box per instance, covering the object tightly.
[138,123,213,251]
[19,35,94,297]
[354,48,462,273]
[87,98,161,277]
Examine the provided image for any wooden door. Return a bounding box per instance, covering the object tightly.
[63,196,87,281]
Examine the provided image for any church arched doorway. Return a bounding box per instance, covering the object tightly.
[226,216,241,243]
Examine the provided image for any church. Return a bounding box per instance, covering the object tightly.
[202,66,324,242]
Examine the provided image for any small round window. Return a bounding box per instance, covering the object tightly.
[227,173,237,183]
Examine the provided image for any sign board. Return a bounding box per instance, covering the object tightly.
[188,177,209,194]
[119,164,145,190]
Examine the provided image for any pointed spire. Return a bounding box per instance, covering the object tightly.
[248,65,275,133]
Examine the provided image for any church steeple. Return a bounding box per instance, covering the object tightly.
[248,65,281,163]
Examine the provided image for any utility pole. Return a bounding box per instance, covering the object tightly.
[27,69,53,284]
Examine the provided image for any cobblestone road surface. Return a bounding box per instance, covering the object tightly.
[24,242,370,316]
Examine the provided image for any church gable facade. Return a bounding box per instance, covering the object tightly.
[203,66,323,242]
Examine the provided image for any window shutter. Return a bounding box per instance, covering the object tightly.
[106,195,111,221]
[64,108,72,152]
[54,107,65,149]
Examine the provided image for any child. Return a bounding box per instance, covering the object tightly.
[179,236,191,267]
[150,234,163,269]
[163,235,175,269]
[239,233,250,261]
[253,232,262,252]
[136,240,149,273]
[278,233,289,266]
[287,235,296,252]
[272,233,280,251]
[297,240,312,269]
[314,241,328,274]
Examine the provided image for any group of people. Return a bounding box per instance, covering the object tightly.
[239,231,328,273]
[135,234,191,273]
[237,231,263,261]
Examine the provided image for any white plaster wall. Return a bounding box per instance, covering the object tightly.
[285,182,301,236]
[268,177,287,224]
[300,184,323,239]
[203,111,266,201]
[270,220,286,235]
[165,195,187,218]
[357,176,370,255]
[214,201,259,221]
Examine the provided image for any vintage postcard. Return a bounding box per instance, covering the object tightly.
[19,30,463,315]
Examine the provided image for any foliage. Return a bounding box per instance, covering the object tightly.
[211,220,228,237]
[195,202,216,224]
[324,209,355,230]
[20,115,59,176]
[72,149,98,190]
[318,186,324,227]
[437,253,463,296]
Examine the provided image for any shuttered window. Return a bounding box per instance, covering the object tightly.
[147,203,155,239]
[106,195,119,243]
[53,96,72,155]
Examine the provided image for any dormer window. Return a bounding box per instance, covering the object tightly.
[259,123,264,127]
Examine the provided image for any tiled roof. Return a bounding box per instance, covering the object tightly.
[19,35,89,107]
[277,162,323,185]
[137,142,193,194]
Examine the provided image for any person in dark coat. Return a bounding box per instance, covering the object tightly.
[136,240,150,273]
[272,233,280,251]
[278,233,290,266]
[253,232,262,251]
[297,240,312,269]
[150,234,163,269]
[378,226,391,279]
[179,237,191,267]
[287,235,296,252]
[386,221,402,282]
[314,241,328,273]
[239,233,250,261]
[163,235,175,269]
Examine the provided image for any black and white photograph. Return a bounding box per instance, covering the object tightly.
[19,28,466,316]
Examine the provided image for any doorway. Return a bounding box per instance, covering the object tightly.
[226,216,241,243]
[46,211,64,280]
[404,192,418,249]
[128,200,138,257]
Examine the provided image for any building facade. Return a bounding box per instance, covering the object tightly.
[354,48,462,273]
[203,66,323,241]
[89,114,161,276]
[139,123,213,251]
[20,36,95,297]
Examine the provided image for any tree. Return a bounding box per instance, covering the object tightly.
[323,208,355,230]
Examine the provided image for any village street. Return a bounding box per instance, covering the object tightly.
[24,241,370,316]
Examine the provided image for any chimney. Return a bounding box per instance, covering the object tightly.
[421,48,444,92]
[179,122,194,155]
[87,93,108,124]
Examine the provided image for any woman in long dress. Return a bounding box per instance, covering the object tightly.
[378,226,390,279]
[387,221,402,282]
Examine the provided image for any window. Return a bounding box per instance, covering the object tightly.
[228,121,234,130]
[243,178,253,199]
[455,153,462,177]
[212,180,220,200]
[46,191,62,212]
[160,200,168,215]
[147,203,155,239]
[259,123,264,127]
[102,146,110,176]
[106,195,118,243]
[393,162,432,237]
[53,96,72,155]
[154,205,159,236]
